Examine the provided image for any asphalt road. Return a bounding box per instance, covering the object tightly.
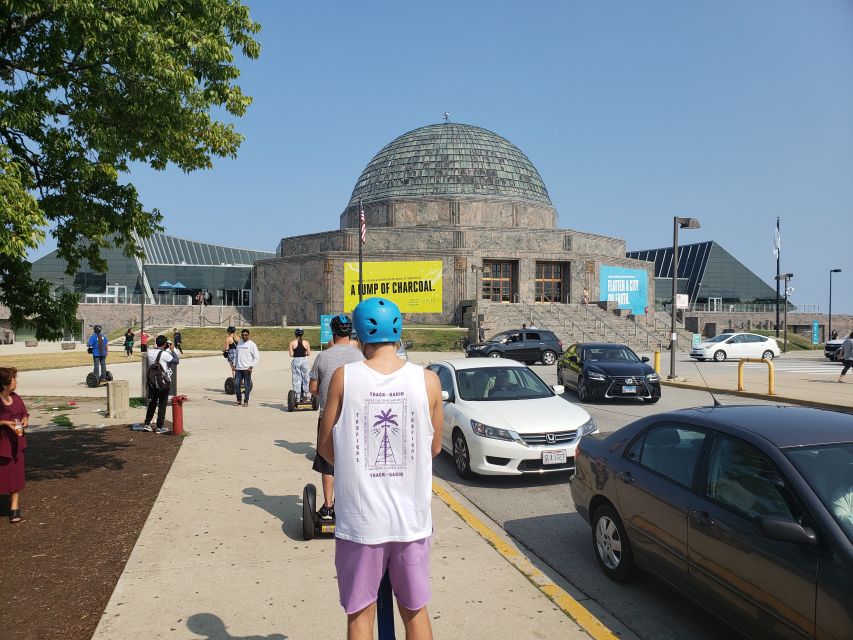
[432,364,784,640]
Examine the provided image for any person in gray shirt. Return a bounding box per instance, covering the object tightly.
[838,331,853,383]
[308,314,363,520]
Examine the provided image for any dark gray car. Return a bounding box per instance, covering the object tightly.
[571,405,853,640]
[465,329,563,365]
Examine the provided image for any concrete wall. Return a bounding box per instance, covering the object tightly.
[77,304,252,339]
[684,311,853,341]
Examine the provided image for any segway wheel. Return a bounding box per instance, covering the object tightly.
[224,377,235,395]
[287,390,296,412]
[302,484,317,540]
[104,371,114,382]
[85,372,99,388]
[311,395,319,411]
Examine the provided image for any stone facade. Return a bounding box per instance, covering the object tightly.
[684,311,853,342]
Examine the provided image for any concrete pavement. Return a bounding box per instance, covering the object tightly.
[16,350,605,640]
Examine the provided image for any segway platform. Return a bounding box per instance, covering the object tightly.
[302,483,335,540]
[288,390,318,412]
[86,370,113,388]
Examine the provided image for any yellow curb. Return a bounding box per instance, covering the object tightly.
[432,482,620,640]
[660,380,853,413]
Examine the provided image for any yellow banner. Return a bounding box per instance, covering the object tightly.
[344,261,443,313]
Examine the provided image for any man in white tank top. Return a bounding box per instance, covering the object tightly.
[319,297,443,640]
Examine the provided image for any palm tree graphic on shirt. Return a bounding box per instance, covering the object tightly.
[372,408,399,466]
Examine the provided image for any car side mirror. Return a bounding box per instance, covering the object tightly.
[552,384,565,395]
[755,516,816,545]
[568,355,578,363]
[641,356,649,362]
[441,390,451,402]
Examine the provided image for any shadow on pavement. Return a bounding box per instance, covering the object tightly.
[241,487,304,541]
[186,612,287,639]
[274,439,315,462]
[25,428,129,481]
[258,401,287,411]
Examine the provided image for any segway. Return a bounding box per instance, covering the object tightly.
[224,376,246,395]
[86,370,113,388]
[302,483,335,540]
[288,390,319,412]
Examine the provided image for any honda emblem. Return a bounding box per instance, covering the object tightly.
[546,433,556,444]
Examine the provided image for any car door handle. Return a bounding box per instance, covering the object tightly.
[618,470,635,485]
[690,510,715,527]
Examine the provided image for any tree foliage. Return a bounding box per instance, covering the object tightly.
[0,0,260,339]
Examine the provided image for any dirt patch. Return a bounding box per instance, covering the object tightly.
[0,426,182,640]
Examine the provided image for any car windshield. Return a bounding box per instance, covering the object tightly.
[785,443,853,544]
[707,334,731,343]
[583,346,641,363]
[486,332,513,343]
[456,366,553,401]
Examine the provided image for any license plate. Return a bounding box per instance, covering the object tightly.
[543,449,567,465]
[622,385,637,394]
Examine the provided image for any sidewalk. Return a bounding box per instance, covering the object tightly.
[19,352,601,640]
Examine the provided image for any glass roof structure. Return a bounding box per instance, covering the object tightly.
[348,123,552,206]
[628,241,778,303]
[141,233,274,266]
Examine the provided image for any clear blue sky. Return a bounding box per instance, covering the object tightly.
[35,1,853,313]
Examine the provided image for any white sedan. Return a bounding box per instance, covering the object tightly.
[690,332,781,362]
[426,359,597,477]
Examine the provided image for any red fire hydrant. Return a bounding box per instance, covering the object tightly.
[171,395,190,435]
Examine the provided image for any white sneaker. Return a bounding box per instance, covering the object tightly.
[155,426,170,434]
[139,424,153,432]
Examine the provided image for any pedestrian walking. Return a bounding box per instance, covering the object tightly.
[234,329,259,406]
[838,332,853,383]
[139,330,149,353]
[173,328,183,354]
[124,327,135,357]
[0,367,28,523]
[87,325,109,383]
[318,297,443,640]
[308,314,363,522]
[142,335,179,433]
[289,328,311,402]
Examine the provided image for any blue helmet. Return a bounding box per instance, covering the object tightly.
[353,297,402,344]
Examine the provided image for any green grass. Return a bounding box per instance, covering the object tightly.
[51,414,73,428]
[129,397,147,408]
[753,330,821,351]
[178,326,467,352]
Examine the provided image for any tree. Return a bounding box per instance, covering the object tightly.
[0,0,260,339]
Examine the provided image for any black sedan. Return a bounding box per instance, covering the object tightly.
[557,342,661,403]
[571,405,853,640]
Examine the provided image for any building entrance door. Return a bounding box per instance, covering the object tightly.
[709,297,722,312]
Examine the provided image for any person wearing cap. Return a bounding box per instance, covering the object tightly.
[318,297,443,639]
[86,325,109,383]
[288,328,312,403]
[308,314,363,522]
[234,329,259,406]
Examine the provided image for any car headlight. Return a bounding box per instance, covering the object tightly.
[587,371,606,381]
[577,416,597,437]
[471,419,517,441]
[646,372,660,382]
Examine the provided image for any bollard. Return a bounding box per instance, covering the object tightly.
[737,358,775,395]
[171,395,190,435]
[653,351,661,375]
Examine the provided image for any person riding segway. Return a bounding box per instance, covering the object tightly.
[287,328,316,411]
[223,326,241,395]
[85,325,113,387]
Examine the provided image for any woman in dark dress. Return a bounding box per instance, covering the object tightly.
[0,367,28,523]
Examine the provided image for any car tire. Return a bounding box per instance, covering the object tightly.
[592,504,636,582]
[576,376,590,403]
[713,350,726,362]
[488,351,503,358]
[761,350,774,361]
[541,350,557,366]
[452,430,475,479]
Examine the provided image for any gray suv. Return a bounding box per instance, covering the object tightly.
[465,329,563,365]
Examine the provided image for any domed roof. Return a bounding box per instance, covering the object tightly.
[348,123,552,207]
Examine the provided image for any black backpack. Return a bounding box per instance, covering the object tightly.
[147,351,170,392]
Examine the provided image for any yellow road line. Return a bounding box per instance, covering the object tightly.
[432,482,620,640]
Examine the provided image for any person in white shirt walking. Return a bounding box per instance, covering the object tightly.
[319,297,443,640]
[234,329,259,406]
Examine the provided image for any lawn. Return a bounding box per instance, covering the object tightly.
[753,330,822,351]
[0,350,211,372]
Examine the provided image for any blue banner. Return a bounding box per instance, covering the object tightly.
[599,265,649,316]
[812,320,819,345]
[320,314,334,347]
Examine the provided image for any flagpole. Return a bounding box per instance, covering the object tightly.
[358,199,364,302]
[775,217,780,337]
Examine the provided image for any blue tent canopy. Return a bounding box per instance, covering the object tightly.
[158,281,174,288]
[172,282,187,289]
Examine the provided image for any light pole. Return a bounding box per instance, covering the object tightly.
[774,273,794,352]
[670,216,701,379]
[829,268,841,341]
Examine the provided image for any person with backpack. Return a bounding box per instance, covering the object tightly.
[86,325,109,383]
[142,335,179,433]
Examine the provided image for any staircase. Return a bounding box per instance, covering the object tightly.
[478,300,694,353]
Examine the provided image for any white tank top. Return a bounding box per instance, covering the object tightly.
[333,360,434,544]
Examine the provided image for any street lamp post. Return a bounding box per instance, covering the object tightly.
[669,217,701,379]
[774,273,794,353]
[829,268,842,341]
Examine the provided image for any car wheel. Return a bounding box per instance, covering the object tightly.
[453,430,475,478]
[592,504,636,582]
[576,376,590,402]
[541,350,557,366]
[488,351,503,358]
[761,350,774,361]
[713,350,726,362]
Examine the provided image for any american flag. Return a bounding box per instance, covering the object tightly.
[359,205,366,244]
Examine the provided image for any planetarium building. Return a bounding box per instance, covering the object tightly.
[254,122,654,326]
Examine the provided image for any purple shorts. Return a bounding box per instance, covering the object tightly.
[335,537,432,614]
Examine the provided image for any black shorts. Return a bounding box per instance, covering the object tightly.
[312,415,334,475]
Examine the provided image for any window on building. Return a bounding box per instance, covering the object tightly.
[482,261,515,302]
[535,262,563,302]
